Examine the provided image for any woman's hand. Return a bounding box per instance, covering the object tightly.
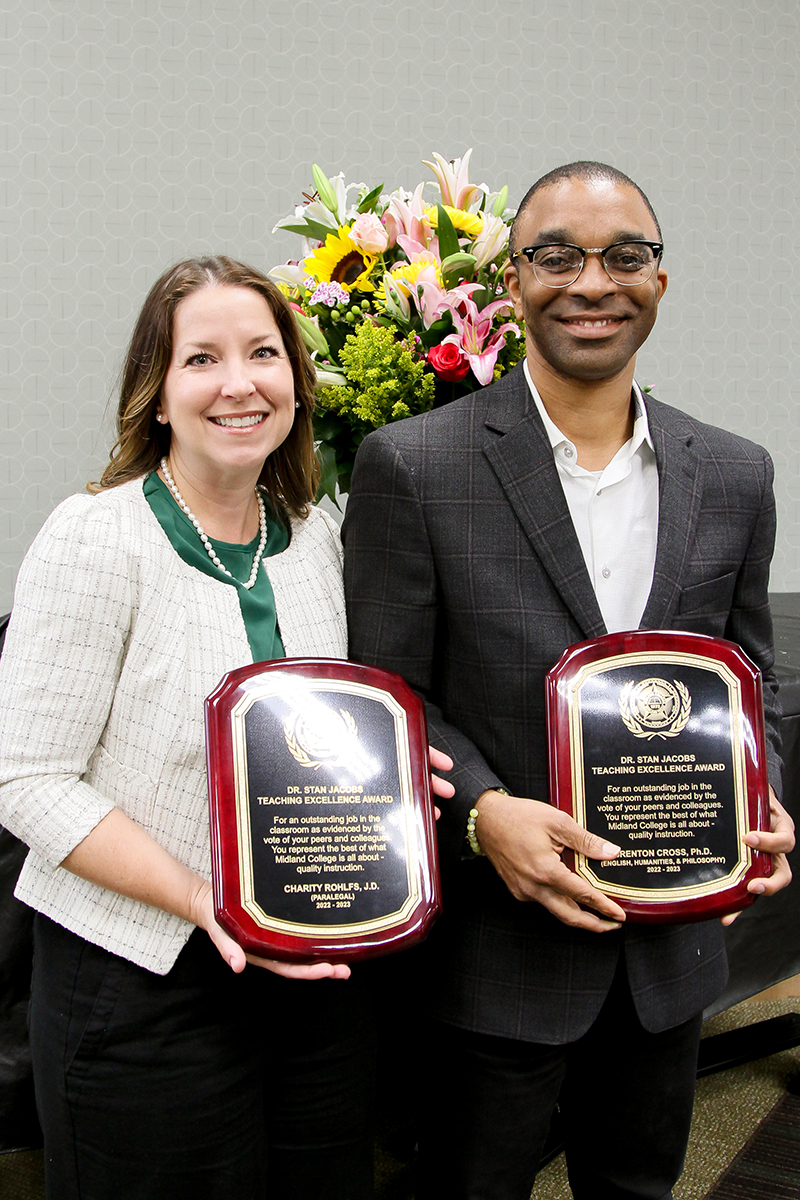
[429,746,455,816]
[60,810,352,981]
[192,881,248,971]
[244,952,351,980]
[191,879,351,979]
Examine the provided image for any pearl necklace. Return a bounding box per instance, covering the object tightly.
[160,458,267,590]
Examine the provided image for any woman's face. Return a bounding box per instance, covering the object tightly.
[158,285,296,489]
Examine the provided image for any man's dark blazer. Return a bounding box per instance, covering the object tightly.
[343,363,781,1045]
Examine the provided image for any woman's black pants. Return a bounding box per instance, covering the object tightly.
[30,914,375,1200]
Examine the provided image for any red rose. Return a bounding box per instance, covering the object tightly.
[428,342,470,382]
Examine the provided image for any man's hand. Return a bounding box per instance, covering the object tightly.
[721,786,795,926]
[475,789,626,932]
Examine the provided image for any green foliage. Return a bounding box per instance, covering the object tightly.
[315,440,341,508]
[493,323,526,381]
[493,185,509,216]
[313,323,436,500]
[278,150,521,502]
[311,163,339,213]
[357,183,384,213]
[316,322,434,430]
[441,251,477,288]
[278,218,336,242]
[436,204,460,261]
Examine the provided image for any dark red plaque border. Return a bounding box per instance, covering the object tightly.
[546,630,772,923]
[206,658,441,962]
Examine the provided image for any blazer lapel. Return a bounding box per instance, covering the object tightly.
[640,401,703,629]
[482,374,606,640]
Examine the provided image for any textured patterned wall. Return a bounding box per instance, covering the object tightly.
[1,0,798,611]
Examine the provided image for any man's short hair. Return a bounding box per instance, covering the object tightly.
[509,162,662,254]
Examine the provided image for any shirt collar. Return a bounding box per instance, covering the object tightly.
[523,360,654,460]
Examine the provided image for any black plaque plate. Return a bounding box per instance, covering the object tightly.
[546,630,772,922]
[206,658,441,960]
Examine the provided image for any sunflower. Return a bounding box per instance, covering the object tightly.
[304,227,376,293]
[425,205,484,238]
[379,255,443,303]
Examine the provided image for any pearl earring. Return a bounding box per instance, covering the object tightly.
[295,402,300,409]
[156,414,164,423]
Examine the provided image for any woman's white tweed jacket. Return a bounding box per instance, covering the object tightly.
[0,479,347,973]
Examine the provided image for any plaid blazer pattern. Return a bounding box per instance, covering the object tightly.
[343,363,781,1041]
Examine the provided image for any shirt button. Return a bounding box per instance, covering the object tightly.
[563,446,574,458]
[602,567,611,579]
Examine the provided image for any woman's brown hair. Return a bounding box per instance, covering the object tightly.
[92,256,320,520]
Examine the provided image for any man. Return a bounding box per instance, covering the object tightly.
[343,163,794,1199]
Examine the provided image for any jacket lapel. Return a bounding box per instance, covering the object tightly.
[640,399,703,629]
[481,371,606,640]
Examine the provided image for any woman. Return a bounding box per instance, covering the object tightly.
[0,257,451,1199]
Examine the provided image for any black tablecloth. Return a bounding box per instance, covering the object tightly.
[708,593,800,1014]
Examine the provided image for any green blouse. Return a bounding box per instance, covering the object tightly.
[143,472,289,663]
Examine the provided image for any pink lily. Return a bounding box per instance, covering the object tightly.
[414,278,481,329]
[423,149,483,212]
[383,184,432,257]
[382,256,444,326]
[397,230,437,260]
[440,296,520,386]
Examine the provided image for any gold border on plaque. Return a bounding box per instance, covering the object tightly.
[567,651,751,902]
[229,676,423,939]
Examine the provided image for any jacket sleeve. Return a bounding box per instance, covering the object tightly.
[0,495,132,865]
[343,428,505,857]
[722,449,783,798]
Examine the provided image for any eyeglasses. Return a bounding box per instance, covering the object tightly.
[511,241,664,288]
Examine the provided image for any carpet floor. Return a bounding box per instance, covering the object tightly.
[533,998,800,1200]
[3,1000,799,1200]
[705,1091,800,1199]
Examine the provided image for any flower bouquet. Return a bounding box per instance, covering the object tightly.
[270,150,525,503]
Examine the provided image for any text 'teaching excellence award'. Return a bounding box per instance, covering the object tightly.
[546,630,773,922]
[206,659,441,961]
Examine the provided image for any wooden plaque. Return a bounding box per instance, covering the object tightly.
[206,659,441,961]
[546,630,772,922]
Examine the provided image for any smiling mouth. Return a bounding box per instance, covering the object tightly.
[559,317,627,328]
[209,414,267,428]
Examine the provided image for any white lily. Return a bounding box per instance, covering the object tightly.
[315,366,347,388]
[383,186,413,204]
[472,214,510,268]
[268,263,307,288]
[423,149,483,212]
[307,199,342,228]
[381,273,412,322]
[328,172,350,224]
[293,311,330,357]
[486,187,512,219]
[272,201,340,237]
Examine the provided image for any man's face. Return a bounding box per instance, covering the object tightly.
[504,178,668,384]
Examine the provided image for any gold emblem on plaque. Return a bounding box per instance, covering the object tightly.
[284,707,359,770]
[618,677,692,740]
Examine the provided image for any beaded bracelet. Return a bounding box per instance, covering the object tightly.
[466,808,484,856]
[466,787,509,856]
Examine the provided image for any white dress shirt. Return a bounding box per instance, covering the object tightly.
[523,362,659,634]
